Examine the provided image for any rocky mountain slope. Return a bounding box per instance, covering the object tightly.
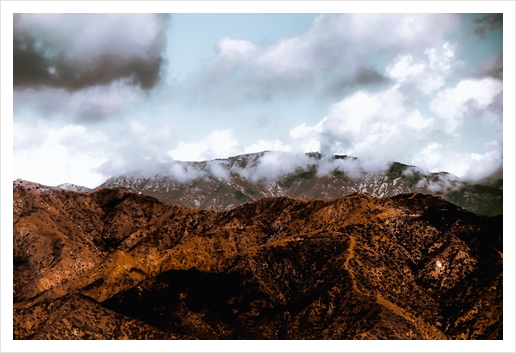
[99,152,503,217]
[13,180,503,340]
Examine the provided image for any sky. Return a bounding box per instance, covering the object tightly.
[7,8,510,188]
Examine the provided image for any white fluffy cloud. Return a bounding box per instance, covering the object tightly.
[207,160,231,181]
[322,87,406,143]
[216,37,258,60]
[386,42,458,95]
[93,118,181,179]
[411,141,502,180]
[288,72,502,180]
[167,163,205,183]
[405,110,434,131]
[244,139,291,154]
[430,78,503,134]
[167,129,239,161]
[233,151,313,182]
[289,122,323,153]
[14,122,108,187]
[185,14,463,105]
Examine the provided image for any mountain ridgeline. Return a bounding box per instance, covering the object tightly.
[13,179,502,340]
[96,152,502,217]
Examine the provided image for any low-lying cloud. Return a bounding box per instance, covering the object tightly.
[232,152,313,182]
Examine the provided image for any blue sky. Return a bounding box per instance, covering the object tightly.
[166,14,319,81]
[6,5,512,188]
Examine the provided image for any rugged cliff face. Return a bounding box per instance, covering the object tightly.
[13,180,502,340]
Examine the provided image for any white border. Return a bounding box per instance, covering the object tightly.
[2,1,515,352]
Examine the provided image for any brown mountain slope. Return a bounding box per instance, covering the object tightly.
[13,180,502,340]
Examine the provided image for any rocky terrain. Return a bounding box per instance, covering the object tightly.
[13,180,503,340]
[98,152,503,217]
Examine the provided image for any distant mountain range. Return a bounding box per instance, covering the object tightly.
[90,152,501,217]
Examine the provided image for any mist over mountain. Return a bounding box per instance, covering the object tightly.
[97,151,502,217]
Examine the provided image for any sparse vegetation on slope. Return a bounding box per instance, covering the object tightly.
[13,181,502,340]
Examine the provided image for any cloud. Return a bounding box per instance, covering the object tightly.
[13,121,46,151]
[230,151,393,183]
[290,122,323,153]
[410,141,502,181]
[13,122,108,187]
[127,120,176,160]
[288,73,502,181]
[430,78,503,134]
[99,159,206,183]
[94,119,180,178]
[386,42,459,96]
[473,55,503,80]
[12,13,503,188]
[232,151,313,182]
[471,14,503,38]
[405,110,434,131]
[411,142,443,169]
[167,129,239,162]
[14,79,142,122]
[13,14,169,91]
[14,121,108,155]
[316,157,365,179]
[216,37,258,60]
[168,162,205,183]
[244,139,291,154]
[183,14,462,106]
[207,160,231,181]
[315,86,409,158]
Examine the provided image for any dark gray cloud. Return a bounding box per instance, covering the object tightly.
[353,68,390,85]
[472,14,502,37]
[473,55,503,80]
[13,14,169,91]
[325,67,392,98]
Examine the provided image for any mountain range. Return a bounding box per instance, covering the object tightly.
[13,178,503,340]
[56,151,502,217]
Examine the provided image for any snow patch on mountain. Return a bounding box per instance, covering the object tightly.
[56,183,92,192]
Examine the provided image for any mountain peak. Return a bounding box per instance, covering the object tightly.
[15,152,503,216]
[98,153,502,216]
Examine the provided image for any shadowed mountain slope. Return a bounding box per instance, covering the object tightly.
[13,180,502,339]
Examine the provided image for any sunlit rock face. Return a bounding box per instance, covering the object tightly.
[13,181,502,340]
